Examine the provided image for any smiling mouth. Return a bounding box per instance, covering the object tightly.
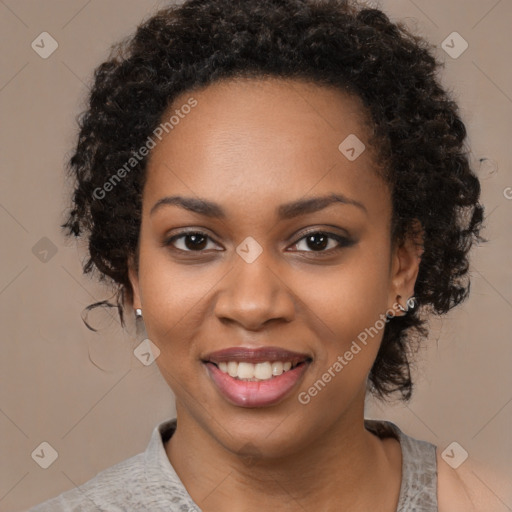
[202,346,312,407]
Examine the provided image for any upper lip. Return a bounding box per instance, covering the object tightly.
[204,346,312,365]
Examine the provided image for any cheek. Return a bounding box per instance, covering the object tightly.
[137,255,211,398]
[138,224,224,309]
[136,245,214,361]
[294,245,391,396]
[297,248,391,339]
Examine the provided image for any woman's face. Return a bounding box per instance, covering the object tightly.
[129,78,419,457]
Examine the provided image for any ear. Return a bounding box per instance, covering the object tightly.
[389,219,424,312]
[127,255,142,310]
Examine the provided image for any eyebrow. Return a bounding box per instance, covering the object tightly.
[149,193,367,219]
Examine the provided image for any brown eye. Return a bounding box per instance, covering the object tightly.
[304,233,329,251]
[290,231,354,253]
[165,231,221,252]
[183,233,207,250]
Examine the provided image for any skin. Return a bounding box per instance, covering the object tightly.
[128,77,471,511]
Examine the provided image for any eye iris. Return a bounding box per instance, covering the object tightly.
[185,233,207,250]
[307,233,328,251]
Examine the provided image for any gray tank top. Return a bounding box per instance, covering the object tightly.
[365,419,438,511]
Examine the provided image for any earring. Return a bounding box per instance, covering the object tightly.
[135,308,143,319]
[397,296,416,313]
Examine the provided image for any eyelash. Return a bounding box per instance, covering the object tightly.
[163,229,355,257]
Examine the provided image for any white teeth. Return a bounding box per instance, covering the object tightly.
[215,360,299,381]
[227,361,238,377]
[271,361,284,376]
[254,362,272,380]
[237,362,254,379]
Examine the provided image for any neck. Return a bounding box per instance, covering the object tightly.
[165,399,401,512]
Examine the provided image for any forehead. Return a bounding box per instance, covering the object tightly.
[144,77,389,220]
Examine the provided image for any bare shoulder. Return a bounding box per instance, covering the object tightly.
[436,448,476,512]
[437,449,510,512]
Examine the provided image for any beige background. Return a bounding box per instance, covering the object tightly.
[0,0,510,510]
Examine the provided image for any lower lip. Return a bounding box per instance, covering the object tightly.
[205,362,309,408]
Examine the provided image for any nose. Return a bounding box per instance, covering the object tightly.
[214,254,295,331]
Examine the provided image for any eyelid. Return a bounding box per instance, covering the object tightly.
[163,227,354,254]
[287,228,354,253]
[163,229,223,252]
[290,226,350,242]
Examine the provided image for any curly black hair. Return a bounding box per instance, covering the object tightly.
[64,0,485,401]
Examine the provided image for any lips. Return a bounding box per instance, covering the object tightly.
[205,346,310,365]
[203,346,312,408]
